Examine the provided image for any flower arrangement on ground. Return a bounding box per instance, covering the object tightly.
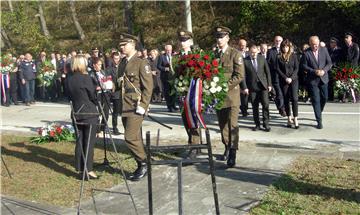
[31,123,76,144]
[332,63,360,103]
[37,60,57,87]
[172,50,228,128]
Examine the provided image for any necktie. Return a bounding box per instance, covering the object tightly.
[252,58,257,72]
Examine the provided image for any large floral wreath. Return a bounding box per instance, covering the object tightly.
[172,50,228,128]
[37,60,57,87]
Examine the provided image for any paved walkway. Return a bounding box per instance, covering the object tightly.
[1,101,359,214]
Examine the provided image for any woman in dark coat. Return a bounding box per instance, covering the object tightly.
[276,39,300,128]
[67,55,99,179]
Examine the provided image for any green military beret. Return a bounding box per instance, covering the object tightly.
[214,26,232,38]
[119,33,138,46]
[178,30,193,42]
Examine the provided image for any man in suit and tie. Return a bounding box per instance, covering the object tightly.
[157,44,177,112]
[267,36,285,117]
[241,45,272,132]
[238,39,250,117]
[302,35,332,129]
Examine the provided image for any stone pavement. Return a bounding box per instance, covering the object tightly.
[1,101,359,214]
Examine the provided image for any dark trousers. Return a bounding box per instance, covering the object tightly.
[10,73,18,104]
[161,78,175,109]
[122,116,146,161]
[216,106,240,150]
[112,98,121,129]
[24,79,35,103]
[281,80,299,117]
[240,93,249,114]
[250,90,270,127]
[308,82,328,123]
[181,111,200,144]
[75,122,97,172]
[97,92,110,132]
[273,83,284,111]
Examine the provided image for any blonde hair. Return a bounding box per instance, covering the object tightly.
[71,55,88,74]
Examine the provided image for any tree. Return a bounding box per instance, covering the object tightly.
[35,1,50,38]
[69,0,85,40]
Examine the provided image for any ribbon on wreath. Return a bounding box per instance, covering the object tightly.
[183,78,206,129]
[0,73,10,103]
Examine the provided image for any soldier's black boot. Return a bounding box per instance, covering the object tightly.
[112,117,121,135]
[227,149,236,168]
[129,160,147,181]
[220,145,229,161]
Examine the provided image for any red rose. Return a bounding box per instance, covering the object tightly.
[49,131,55,137]
[203,55,210,60]
[212,68,219,74]
[342,68,347,73]
[204,71,212,79]
[349,68,353,73]
[198,61,205,67]
[212,59,219,67]
[38,128,42,135]
[205,64,211,70]
[187,60,195,67]
[56,127,62,134]
[194,66,200,71]
[194,54,200,59]
[188,54,193,59]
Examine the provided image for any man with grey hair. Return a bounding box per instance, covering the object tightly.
[302,36,332,129]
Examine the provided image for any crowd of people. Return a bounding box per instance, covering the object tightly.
[1,29,359,179]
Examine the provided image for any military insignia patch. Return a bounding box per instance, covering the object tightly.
[145,65,151,74]
[238,56,243,64]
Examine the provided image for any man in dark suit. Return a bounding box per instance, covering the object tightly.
[241,45,272,132]
[19,53,36,106]
[344,32,359,67]
[157,44,177,112]
[302,36,332,129]
[267,36,285,116]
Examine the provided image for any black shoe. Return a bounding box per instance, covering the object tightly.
[252,125,260,131]
[241,111,248,117]
[129,161,147,181]
[14,102,19,105]
[316,122,323,129]
[295,125,300,129]
[172,106,179,111]
[264,126,271,132]
[227,149,236,168]
[279,109,286,117]
[220,146,229,161]
[113,128,121,135]
[167,107,173,112]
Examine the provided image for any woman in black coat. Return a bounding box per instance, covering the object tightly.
[67,55,99,179]
[276,39,300,128]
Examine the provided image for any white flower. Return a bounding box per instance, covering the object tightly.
[179,75,184,80]
[210,87,217,94]
[178,81,183,87]
[41,130,47,137]
[205,90,211,96]
[183,79,189,86]
[210,81,217,87]
[213,76,219,83]
[216,86,222,92]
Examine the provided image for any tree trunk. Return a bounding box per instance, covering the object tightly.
[69,0,85,40]
[124,1,133,34]
[8,0,14,12]
[36,2,50,38]
[1,27,12,48]
[185,0,192,33]
[97,1,102,32]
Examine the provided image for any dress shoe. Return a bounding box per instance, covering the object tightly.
[129,161,147,181]
[252,125,260,131]
[167,107,173,112]
[172,106,179,111]
[113,128,121,135]
[264,126,271,132]
[316,122,323,129]
[279,108,286,117]
[220,146,229,161]
[241,111,248,117]
[14,102,19,105]
[227,149,236,168]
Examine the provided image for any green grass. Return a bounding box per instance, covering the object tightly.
[1,135,138,207]
[251,157,360,215]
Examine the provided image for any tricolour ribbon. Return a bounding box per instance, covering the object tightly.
[0,73,10,103]
[183,78,206,129]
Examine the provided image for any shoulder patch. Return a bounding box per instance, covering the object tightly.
[238,56,243,65]
[145,65,151,74]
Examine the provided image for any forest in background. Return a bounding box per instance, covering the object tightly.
[1,1,360,55]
